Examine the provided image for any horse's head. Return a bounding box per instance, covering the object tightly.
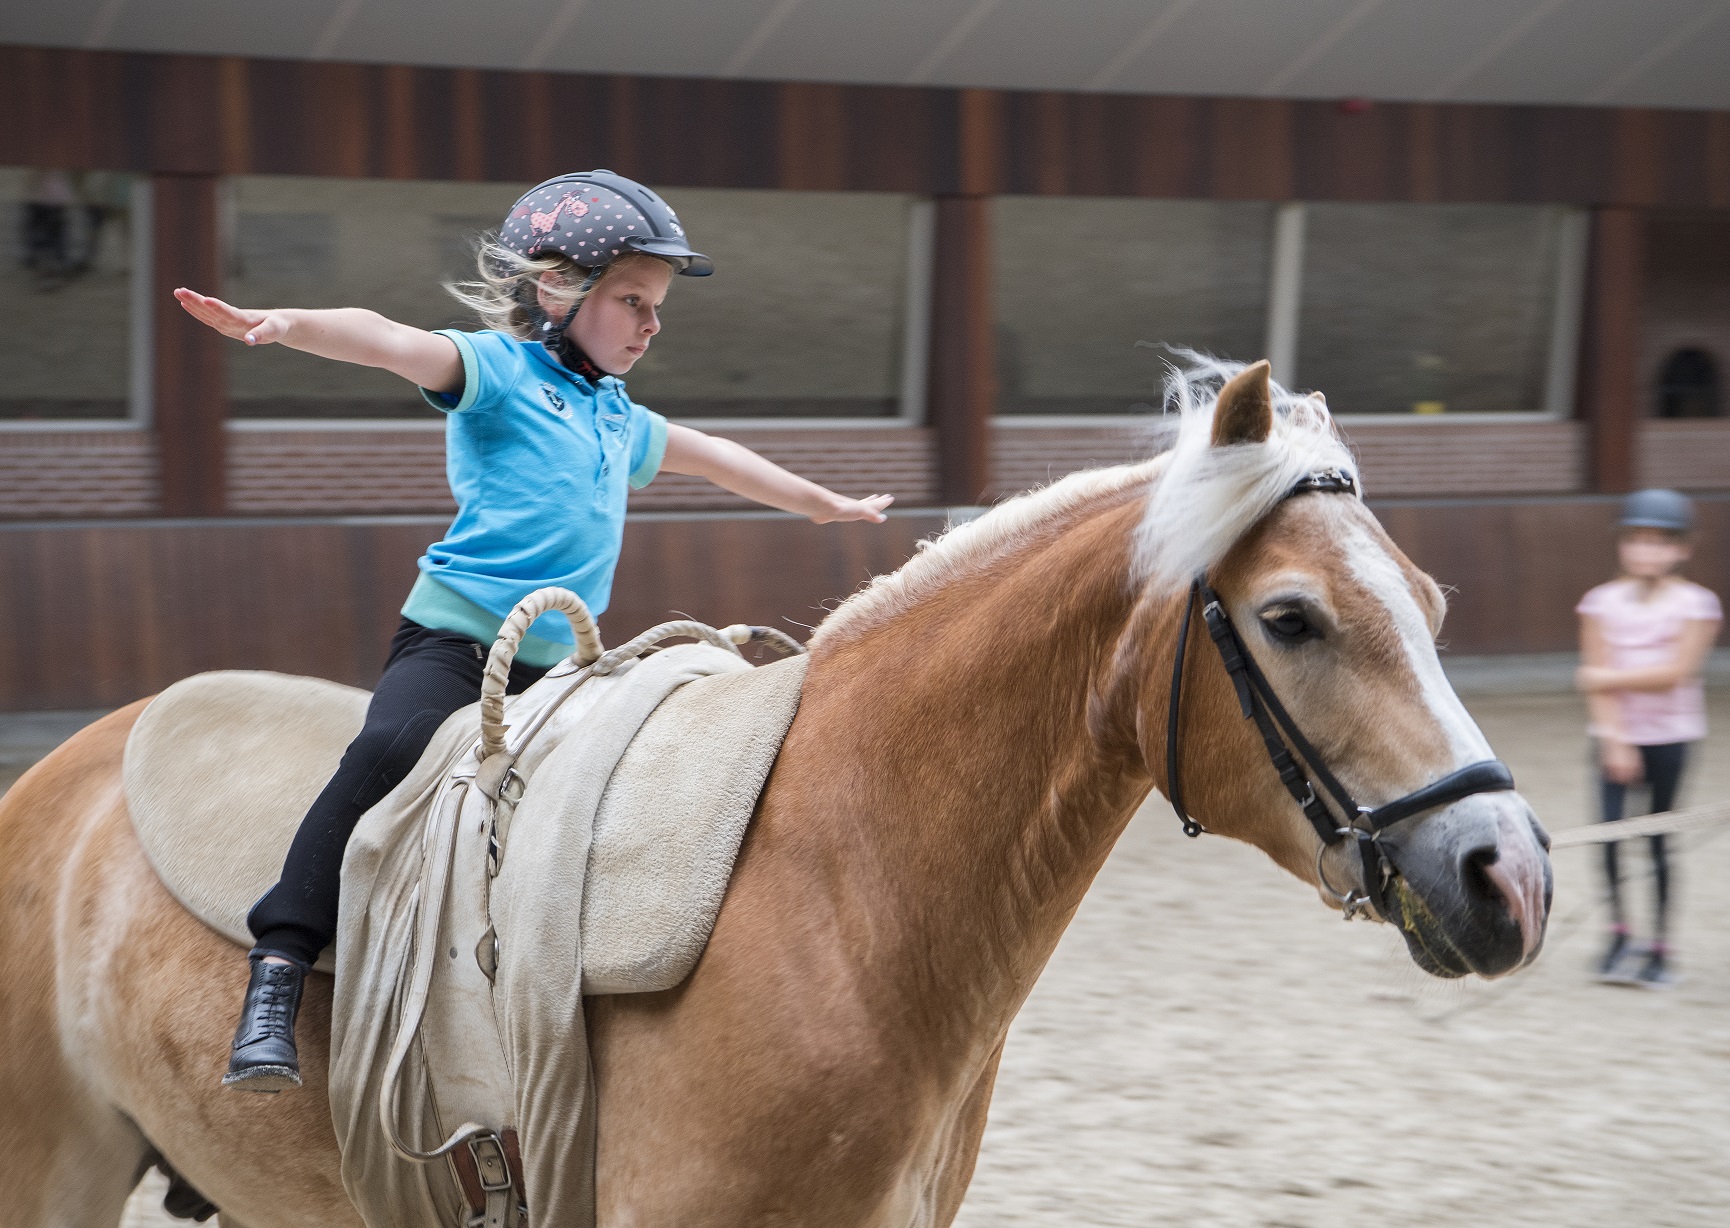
[1133,360,1550,979]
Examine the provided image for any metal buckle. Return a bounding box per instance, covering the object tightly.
[467,1135,513,1193]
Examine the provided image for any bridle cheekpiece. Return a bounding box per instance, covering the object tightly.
[1162,468,1515,921]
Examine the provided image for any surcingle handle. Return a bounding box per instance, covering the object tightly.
[480,587,604,761]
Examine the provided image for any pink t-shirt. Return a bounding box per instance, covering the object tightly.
[1577,578,1722,745]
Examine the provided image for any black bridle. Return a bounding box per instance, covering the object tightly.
[1162,470,1516,920]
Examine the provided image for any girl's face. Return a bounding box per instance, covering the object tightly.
[548,257,671,376]
[1619,527,1690,580]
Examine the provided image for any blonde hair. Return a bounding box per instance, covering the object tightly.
[444,236,671,339]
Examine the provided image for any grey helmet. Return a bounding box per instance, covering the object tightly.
[500,170,712,276]
[1619,488,1694,533]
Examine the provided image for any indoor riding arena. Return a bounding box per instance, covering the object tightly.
[2,3,1728,1227]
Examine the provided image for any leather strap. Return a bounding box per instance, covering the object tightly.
[1359,759,1515,830]
[1159,470,1516,919]
[449,1131,520,1228]
[1198,584,1515,839]
[1165,583,1203,837]
[1200,585,1362,834]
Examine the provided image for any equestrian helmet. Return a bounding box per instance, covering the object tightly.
[499,170,712,276]
[1619,488,1694,533]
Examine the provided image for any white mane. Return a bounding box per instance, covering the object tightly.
[811,457,1167,646]
[811,355,1358,644]
[1133,355,1358,594]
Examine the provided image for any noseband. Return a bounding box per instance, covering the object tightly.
[1162,469,1515,920]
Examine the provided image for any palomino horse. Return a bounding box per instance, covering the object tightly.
[0,362,1550,1227]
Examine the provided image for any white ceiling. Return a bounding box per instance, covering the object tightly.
[9,0,1730,110]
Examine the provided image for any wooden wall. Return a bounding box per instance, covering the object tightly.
[0,512,948,710]
[3,498,1724,711]
[1382,495,1730,655]
[5,46,1730,206]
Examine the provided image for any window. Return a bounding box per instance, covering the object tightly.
[226,176,525,419]
[1646,212,1730,422]
[226,179,916,422]
[623,189,917,420]
[1296,204,1574,415]
[1656,347,1721,418]
[0,167,141,421]
[993,198,1274,415]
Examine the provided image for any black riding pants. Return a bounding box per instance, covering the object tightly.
[1598,740,1688,942]
[247,618,549,967]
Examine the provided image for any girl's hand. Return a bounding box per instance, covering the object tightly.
[811,494,894,525]
[1600,738,1642,784]
[174,288,292,346]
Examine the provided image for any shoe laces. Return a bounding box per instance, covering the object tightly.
[253,965,300,1036]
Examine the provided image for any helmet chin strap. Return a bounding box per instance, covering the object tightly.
[537,266,607,379]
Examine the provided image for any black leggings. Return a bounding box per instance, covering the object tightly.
[1598,741,1688,943]
[248,618,548,967]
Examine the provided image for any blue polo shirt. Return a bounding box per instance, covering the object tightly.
[402,329,668,667]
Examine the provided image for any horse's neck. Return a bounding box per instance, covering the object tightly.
[809,497,1155,1043]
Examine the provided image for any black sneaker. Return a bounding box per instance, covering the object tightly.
[1594,930,1636,984]
[1635,948,1679,990]
[222,956,306,1092]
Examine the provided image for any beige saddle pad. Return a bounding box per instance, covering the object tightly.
[124,657,807,990]
[124,670,367,974]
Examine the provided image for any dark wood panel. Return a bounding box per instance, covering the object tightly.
[1,499,1724,709]
[1580,208,1645,494]
[0,514,948,710]
[929,197,995,505]
[4,45,1730,206]
[1376,496,1730,654]
[152,174,226,516]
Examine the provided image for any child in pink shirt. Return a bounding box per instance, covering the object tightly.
[1577,489,1721,987]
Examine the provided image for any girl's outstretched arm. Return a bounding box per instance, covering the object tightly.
[173,288,463,394]
[661,424,893,524]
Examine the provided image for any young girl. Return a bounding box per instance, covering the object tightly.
[176,170,893,1090]
[1577,488,1721,988]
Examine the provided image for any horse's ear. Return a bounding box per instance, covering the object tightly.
[1211,360,1274,446]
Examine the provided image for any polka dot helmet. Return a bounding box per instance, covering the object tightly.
[499,169,712,277]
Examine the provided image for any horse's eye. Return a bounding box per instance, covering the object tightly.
[1261,609,1317,644]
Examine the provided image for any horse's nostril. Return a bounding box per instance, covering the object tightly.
[1460,844,1500,907]
[1528,813,1552,853]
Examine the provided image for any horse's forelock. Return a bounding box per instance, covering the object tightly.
[1132,356,1359,594]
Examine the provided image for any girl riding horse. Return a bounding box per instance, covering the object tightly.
[175,170,893,1090]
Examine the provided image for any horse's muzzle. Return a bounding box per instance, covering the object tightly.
[1376,794,1552,979]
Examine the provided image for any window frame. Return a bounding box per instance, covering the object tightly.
[989,199,1591,427]
[1280,201,1590,425]
[224,182,934,431]
[0,174,154,433]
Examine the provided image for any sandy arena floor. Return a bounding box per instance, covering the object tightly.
[11,689,1714,1227]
